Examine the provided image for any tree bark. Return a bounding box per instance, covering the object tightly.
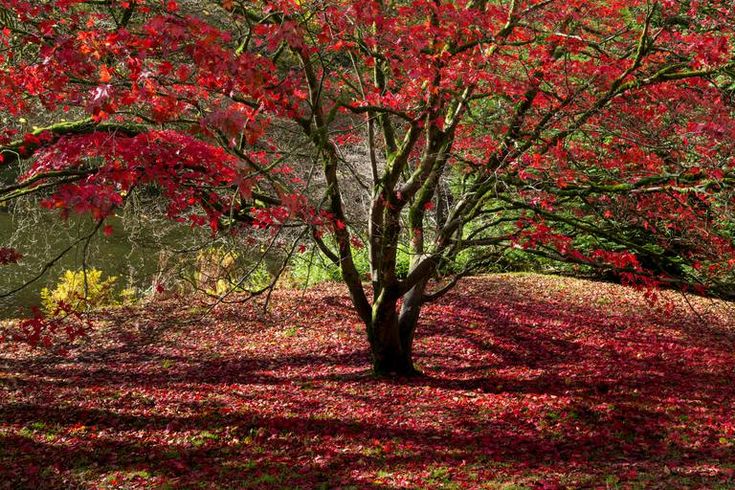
[371,318,417,376]
[368,284,426,377]
[398,277,429,368]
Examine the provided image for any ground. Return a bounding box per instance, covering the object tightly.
[1,273,734,489]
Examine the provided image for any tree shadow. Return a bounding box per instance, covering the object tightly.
[1,275,734,488]
[1,400,732,489]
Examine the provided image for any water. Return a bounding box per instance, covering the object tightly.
[0,208,205,319]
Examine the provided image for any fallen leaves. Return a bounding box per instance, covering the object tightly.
[0,273,733,489]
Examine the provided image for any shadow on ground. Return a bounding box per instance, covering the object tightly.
[1,275,733,489]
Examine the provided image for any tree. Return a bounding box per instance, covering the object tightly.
[1,0,734,375]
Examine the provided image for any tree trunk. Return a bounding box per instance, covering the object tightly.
[370,297,420,376]
[371,325,417,376]
[369,283,426,377]
[397,278,428,370]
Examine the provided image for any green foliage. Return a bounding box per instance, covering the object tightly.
[288,243,413,287]
[243,261,273,291]
[40,269,118,315]
[288,250,341,286]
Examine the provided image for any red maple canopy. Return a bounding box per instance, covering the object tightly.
[1,0,734,373]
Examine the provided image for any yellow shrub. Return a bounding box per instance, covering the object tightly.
[41,269,118,315]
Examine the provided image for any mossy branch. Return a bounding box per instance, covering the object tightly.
[0,118,147,166]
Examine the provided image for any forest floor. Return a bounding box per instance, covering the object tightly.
[1,273,734,489]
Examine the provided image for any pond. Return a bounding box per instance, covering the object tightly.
[0,209,206,319]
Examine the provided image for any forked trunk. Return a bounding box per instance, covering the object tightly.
[368,283,426,377]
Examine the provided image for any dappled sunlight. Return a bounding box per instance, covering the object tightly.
[1,274,734,489]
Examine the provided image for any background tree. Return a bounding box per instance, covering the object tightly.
[1,0,734,375]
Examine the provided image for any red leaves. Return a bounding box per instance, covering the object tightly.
[590,249,642,272]
[26,130,256,224]
[0,247,22,265]
[98,64,113,83]
[204,104,269,147]
[0,0,732,294]
[3,304,90,351]
[1,275,733,488]
[41,183,123,220]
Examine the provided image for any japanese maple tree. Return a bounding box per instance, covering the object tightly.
[1,0,734,375]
